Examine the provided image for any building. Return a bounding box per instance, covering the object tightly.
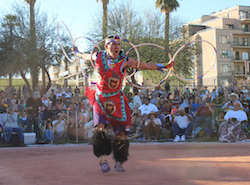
[182,5,250,89]
[47,58,144,90]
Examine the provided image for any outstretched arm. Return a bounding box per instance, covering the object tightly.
[125,57,174,71]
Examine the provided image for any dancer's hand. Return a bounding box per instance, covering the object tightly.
[156,60,175,72]
[72,46,79,55]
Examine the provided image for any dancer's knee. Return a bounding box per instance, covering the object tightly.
[92,129,112,157]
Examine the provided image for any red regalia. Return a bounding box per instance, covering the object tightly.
[85,51,132,126]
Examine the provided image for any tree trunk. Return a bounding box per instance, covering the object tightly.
[20,71,33,97]
[9,73,12,88]
[42,66,46,89]
[29,1,38,91]
[165,11,169,50]
[103,2,108,39]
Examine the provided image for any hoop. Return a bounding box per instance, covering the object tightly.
[56,20,75,62]
[125,43,173,89]
[172,40,217,81]
[90,38,140,75]
[73,36,101,82]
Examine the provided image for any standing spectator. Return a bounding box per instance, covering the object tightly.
[227,83,235,94]
[193,98,216,139]
[22,85,28,99]
[138,97,159,115]
[132,88,141,109]
[49,89,57,106]
[203,86,210,95]
[217,85,225,98]
[0,91,11,128]
[26,91,43,139]
[142,111,162,141]
[12,86,16,97]
[241,77,248,87]
[172,106,194,142]
[4,108,23,145]
[17,87,21,99]
[74,86,80,97]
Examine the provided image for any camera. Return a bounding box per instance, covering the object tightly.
[47,120,51,123]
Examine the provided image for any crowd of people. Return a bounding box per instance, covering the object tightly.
[0,80,250,146]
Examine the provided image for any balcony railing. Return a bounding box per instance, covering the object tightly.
[231,41,250,47]
[232,56,250,61]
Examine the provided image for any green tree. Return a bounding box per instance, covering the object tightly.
[96,0,110,39]
[1,14,20,88]
[24,0,38,91]
[155,0,180,50]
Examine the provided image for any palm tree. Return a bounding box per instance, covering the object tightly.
[24,0,38,91]
[96,0,110,39]
[155,0,180,50]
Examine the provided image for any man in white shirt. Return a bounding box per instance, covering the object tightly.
[138,97,159,115]
[171,106,194,142]
[224,102,248,122]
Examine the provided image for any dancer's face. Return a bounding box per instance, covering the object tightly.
[105,42,121,59]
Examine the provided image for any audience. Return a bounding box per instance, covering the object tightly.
[1,80,250,146]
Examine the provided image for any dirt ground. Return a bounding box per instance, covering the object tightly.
[1,142,250,185]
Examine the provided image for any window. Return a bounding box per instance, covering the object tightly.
[219,36,230,44]
[212,36,215,41]
[242,24,249,32]
[233,37,239,46]
[226,24,234,30]
[235,65,240,72]
[242,52,249,60]
[219,50,230,58]
[240,11,249,19]
[233,51,240,60]
[242,38,249,46]
[214,79,217,85]
[221,64,231,73]
[228,13,231,18]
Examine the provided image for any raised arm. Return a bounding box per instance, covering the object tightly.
[73,47,97,61]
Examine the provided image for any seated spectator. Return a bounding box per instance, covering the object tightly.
[142,111,162,141]
[67,115,84,141]
[138,97,159,115]
[131,109,143,133]
[241,86,248,96]
[172,106,194,142]
[52,113,67,139]
[42,118,54,143]
[4,108,23,145]
[194,98,216,139]
[171,99,181,116]
[222,93,243,111]
[219,102,247,142]
[241,95,250,111]
[83,106,94,140]
[128,113,147,140]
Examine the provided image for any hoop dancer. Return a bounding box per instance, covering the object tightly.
[73,35,174,173]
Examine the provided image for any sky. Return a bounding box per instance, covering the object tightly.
[1,0,249,38]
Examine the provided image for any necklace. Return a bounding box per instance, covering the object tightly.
[106,52,116,69]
